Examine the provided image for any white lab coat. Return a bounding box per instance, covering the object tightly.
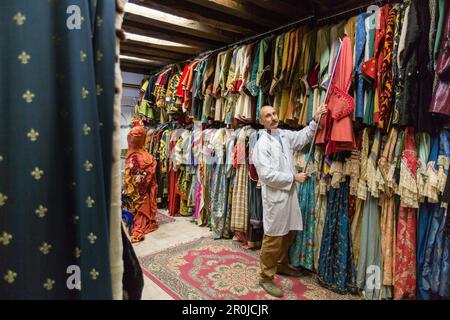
[252,121,318,236]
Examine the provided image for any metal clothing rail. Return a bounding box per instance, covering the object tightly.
[148,13,315,76]
[317,0,402,24]
[148,0,398,76]
[205,14,316,56]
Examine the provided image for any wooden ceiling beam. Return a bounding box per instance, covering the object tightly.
[120,61,154,75]
[130,0,262,35]
[316,0,378,18]
[181,0,283,28]
[122,35,202,55]
[120,56,167,66]
[120,42,191,61]
[124,8,238,43]
[244,0,309,19]
[119,48,174,65]
[123,20,224,49]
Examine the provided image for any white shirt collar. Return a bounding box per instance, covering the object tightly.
[265,128,281,136]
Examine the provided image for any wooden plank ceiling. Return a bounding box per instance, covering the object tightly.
[120,0,375,74]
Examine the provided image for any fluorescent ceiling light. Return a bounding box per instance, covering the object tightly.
[125,2,193,28]
[124,32,191,48]
[120,55,157,64]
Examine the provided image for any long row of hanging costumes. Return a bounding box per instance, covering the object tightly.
[133,0,450,299]
[138,0,450,136]
[144,124,264,247]
[312,127,450,300]
[143,122,450,300]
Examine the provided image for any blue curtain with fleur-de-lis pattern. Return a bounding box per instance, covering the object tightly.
[0,0,115,299]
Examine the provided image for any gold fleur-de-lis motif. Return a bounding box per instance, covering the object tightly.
[87,232,97,244]
[39,242,52,255]
[13,12,26,26]
[84,160,93,172]
[96,16,103,27]
[27,129,39,142]
[0,193,7,207]
[83,124,91,136]
[86,196,95,208]
[31,167,44,180]
[90,268,99,280]
[43,278,55,291]
[18,51,31,64]
[81,87,89,99]
[0,232,12,246]
[4,270,17,284]
[73,215,79,224]
[96,50,103,62]
[22,90,35,103]
[74,247,81,259]
[35,205,48,218]
[80,50,87,62]
[96,84,103,96]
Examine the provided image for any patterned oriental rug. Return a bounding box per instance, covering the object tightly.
[139,237,359,300]
[156,212,176,225]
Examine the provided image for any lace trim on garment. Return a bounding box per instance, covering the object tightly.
[398,159,419,208]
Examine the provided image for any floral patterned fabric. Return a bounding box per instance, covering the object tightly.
[318,180,357,294]
[394,127,418,300]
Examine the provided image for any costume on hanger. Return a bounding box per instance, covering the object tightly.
[231,127,250,243]
[429,2,450,116]
[318,170,356,294]
[356,129,391,299]
[419,131,450,299]
[247,130,264,248]
[394,127,418,300]
[316,36,356,155]
[378,128,399,290]
[289,150,317,271]
[210,129,230,239]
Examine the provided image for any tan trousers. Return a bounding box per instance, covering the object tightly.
[260,231,296,281]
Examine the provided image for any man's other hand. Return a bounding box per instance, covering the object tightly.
[295,173,309,183]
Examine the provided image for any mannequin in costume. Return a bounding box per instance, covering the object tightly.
[122,125,159,243]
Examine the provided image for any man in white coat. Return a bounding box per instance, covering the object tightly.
[252,104,327,298]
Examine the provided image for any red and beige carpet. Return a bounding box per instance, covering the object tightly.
[156,212,176,225]
[139,237,359,300]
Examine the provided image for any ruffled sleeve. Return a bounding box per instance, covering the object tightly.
[330,161,345,188]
